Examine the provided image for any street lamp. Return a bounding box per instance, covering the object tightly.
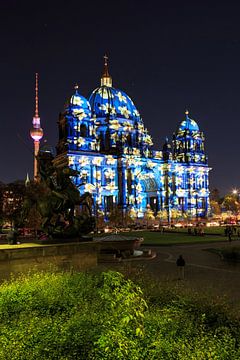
[232,189,240,224]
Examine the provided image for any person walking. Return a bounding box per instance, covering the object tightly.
[176,255,185,280]
[237,228,240,239]
[228,227,232,242]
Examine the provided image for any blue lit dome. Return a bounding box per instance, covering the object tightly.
[89,56,141,122]
[66,85,91,119]
[89,86,141,121]
[178,111,199,132]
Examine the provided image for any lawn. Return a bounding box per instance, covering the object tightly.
[207,246,240,262]
[167,226,227,235]
[119,230,227,245]
[0,243,42,250]
[0,227,231,249]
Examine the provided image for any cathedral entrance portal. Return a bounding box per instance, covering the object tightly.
[149,196,158,215]
[140,176,160,215]
[104,195,114,215]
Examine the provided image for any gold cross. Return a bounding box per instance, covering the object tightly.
[104,54,108,65]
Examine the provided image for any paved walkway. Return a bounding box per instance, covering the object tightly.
[100,240,240,309]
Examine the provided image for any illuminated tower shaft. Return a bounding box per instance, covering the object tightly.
[33,140,40,179]
[30,73,43,181]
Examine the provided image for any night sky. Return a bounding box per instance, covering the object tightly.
[0,0,239,194]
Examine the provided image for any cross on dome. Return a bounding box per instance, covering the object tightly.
[104,54,108,66]
[101,53,112,87]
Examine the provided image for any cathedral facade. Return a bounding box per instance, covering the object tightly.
[54,59,211,222]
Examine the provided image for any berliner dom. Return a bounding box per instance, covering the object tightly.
[54,57,211,221]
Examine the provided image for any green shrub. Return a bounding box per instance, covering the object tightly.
[0,270,239,359]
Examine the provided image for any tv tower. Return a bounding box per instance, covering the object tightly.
[30,73,43,181]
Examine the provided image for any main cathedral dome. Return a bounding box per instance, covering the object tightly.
[89,86,140,121]
[89,56,141,122]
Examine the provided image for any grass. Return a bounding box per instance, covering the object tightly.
[0,243,42,250]
[0,226,232,249]
[167,226,228,235]
[118,230,227,245]
[207,246,240,262]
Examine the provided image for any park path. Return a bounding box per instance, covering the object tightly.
[144,241,240,309]
[100,240,240,310]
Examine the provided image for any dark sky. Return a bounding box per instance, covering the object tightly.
[0,0,239,194]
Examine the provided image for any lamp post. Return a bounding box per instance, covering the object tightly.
[232,189,240,224]
[95,184,99,234]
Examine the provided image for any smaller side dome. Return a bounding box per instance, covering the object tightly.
[178,110,199,132]
[66,85,91,120]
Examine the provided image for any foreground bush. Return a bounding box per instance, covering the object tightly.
[0,270,239,359]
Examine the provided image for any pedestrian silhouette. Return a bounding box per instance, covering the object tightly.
[227,227,232,242]
[176,255,185,280]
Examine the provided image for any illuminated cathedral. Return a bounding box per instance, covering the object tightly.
[54,57,211,221]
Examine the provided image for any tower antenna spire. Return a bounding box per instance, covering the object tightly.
[35,73,39,117]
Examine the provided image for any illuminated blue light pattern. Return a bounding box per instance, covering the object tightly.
[89,86,140,121]
[55,64,211,222]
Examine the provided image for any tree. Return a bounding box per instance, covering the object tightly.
[156,209,168,225]
[222,194,240,214]
[108,206,123,228]
[1,181,26,227]
[144,205,155,228]
[170,209,182,223]
[210,188,221,203]
[25,206,42,236]
[210,200,221,217]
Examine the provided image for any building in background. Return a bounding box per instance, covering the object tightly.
[54,57,211,222]
[0,181,25,226]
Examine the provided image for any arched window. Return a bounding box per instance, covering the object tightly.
[99,132,105,151]
[127,133,132,147]
[103,170,111,186]
[105,129,111,151]
[127,169,132,194]
[80,123,88,137]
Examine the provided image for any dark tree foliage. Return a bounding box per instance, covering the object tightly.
[0,181,25,227]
